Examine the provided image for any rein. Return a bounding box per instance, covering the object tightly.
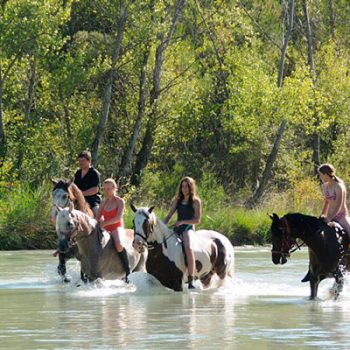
[271,216,305,257]
[133,211,176,249]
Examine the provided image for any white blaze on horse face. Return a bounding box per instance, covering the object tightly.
[52,188,69,208]
[133,208,152,244]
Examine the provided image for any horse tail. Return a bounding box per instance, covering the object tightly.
[213,238,227,279]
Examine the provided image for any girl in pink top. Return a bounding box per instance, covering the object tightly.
[319,163,350,237]
[96,178,130,282]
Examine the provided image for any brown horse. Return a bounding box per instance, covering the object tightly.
[270,213,350,300]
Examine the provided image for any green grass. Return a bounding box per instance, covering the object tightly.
[0,178,322,250]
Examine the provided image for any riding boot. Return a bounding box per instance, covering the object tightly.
[118,248,131,283]
[188,275,195,289]
[301,270,310,283]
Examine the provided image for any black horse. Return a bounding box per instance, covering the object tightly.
[270,213,350,300]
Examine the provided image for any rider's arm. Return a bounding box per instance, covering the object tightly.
[50,206,57,225]
[96,200,106,221]
[163,198,177,225]
[320,184,329,219]
[176,198,202,226]
[327,185,343,222]
[82,186,99,196]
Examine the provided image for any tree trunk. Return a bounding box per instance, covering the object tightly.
[277,0,295,88]
[246,119,287,208]
[119,49,150,179]
[303,0,320,174]
[312,133,320,173]
[0,72,5,159]
[246,0,295,208]
[17,55,37,172]
[131,0,186,185]
[329,0,335,40]
[91,0,130,165]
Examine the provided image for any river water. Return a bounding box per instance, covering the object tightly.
[0,247,350,350]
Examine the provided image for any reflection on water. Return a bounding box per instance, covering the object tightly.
[0,248,350,349]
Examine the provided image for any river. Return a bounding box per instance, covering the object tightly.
[0,247,349,350]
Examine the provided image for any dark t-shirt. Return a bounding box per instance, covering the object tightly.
[74,167,101,208]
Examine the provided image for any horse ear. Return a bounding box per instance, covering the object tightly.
[69,201,74,212]
[268,213,280,222]
[148,205,155,214]
[130,203,137,212]
[51,178,58,186]
[272,213,280,222]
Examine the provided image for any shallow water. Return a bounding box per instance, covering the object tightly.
[0,248,349,349]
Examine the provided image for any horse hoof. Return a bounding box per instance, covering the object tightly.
[62,276,71,283]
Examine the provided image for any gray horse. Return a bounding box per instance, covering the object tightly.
[56,204,147,282]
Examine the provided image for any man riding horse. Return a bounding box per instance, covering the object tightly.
[51,150,101,282]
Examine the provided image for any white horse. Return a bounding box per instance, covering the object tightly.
[56,204,147,282]
[131,205,235,291]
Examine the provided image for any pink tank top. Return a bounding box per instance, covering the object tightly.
[101,207,123,232]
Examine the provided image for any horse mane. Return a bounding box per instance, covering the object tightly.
[285,213,327,233]
[68,183,92,216]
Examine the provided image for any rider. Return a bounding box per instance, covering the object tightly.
[163,176,202,289]
[51,150,101,281]
[302,163,350,283]
[73,150,101,217]
[96,178,131,283]
[318,163,350,236]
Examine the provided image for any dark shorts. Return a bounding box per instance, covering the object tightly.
[174,224,193,235]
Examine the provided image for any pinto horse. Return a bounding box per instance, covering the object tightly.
[51,179,94,281]
[55,204,147,282]
[270,213,350,300]
[131,205,234,291]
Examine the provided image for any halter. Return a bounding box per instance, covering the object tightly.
[271,216,304,257]
[133,211,154,249]
[133,211,176,249]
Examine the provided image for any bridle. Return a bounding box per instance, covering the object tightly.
[133,211,176,249]
[133,211,154,249]
[271,216,304,258]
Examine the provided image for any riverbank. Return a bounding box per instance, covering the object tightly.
[0,207,271,250]
[0,180,322,250]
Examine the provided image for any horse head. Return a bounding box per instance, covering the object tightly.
[131,204,155,253]
[56,203,95,245]
[269,213,292,265]
[52,179,72,208]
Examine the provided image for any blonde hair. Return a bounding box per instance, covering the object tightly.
[175,176,199,205]
[103,178,118,193]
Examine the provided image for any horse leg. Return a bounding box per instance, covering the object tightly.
[309,276,319,300]
[332,267,344,300]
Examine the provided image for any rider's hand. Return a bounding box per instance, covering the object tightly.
[97,221,104,229]
[174,221,183,227]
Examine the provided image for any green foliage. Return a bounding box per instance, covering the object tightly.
[0,183,56,249]
[0,1,350,249]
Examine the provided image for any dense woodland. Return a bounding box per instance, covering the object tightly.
[0,0,350,248]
